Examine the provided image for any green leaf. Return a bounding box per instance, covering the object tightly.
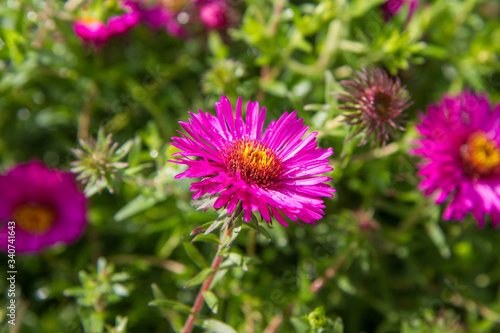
[184,268,215,289]
[182,241,208,269]
[148,299,193,315]
[191,233,221,245]
[337,276,357,295]
[425,220,451,259]
[150,284,183,332]
[208,31,229,59]
[260,80,288,97]
[224,218,242,248]
[126,137,142,167]
[151,283,165,300]
[347,0,387,18]
[114,194,164,221]
[219,253,260,272]
[0,28,25,65]
[202,291,218,314]
[201,319,237,333]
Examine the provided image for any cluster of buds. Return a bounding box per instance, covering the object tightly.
[72,0,236,48]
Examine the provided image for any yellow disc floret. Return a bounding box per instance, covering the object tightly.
[223,139,283,188]
[13,204,56,234]
[461,131,500,177]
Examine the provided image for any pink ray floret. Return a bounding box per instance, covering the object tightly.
[171,96,335,226]
[412,90,500,228]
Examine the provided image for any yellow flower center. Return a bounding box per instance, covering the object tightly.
[81,17,98,24]
[162,0,187,11]
[461,131,500,177]
[13,204,56,234]
[223,138,283,188]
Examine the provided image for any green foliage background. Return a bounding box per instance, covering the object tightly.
[1,0,500,332]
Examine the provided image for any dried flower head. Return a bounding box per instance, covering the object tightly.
[338,66,412,146]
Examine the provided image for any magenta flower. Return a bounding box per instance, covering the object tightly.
[170,96,335,226]
[140,3,174,30]
[199,2,229,29]
[73,18,110,48]
[107,5,141,37]
[413,91,500,228]
[382,0,420,21]
[0,161,87,253]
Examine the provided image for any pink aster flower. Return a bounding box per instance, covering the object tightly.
[412,90,500,228]
[140,3,174,30]
[107,5,142,36]
[0,161,87,253]
[199,2,229,29]
[73,17,110,48]
[170,96,335,226]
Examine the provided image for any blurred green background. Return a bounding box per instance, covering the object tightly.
[1,0,500,332]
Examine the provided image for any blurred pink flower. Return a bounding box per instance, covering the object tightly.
[413,91,500,228]
[199,2,229,29]
[139,3,174,30]
[73,17,110,48]
[382,0,420,21]
[170,96,335,226]
[107,3,142,36]
[0,161,87,253]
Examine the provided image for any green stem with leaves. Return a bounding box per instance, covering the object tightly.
[181,225,234,333]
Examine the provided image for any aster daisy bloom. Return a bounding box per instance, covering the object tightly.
[73,17,110,48]
[0,161,87,253]
[170,96,335,226]
[107,3,142,37]
[412,90,500,228]
[338,66,412,146]
[199,2,229,29]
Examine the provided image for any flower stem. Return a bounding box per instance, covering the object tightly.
[181,226,233,333]
[310,244,354,294]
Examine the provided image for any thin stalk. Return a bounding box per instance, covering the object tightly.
[181,225,234,333]
[310,244,355,294]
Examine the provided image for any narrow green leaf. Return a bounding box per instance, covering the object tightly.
[425,221,451,259]
[184,268,214,288]
[208,31,229,59]
[151,283,165,300]
[201,319,237,333]
[191,233,221,245]
[337,276,357,295]
[148,299,193,315]
[151,284,184,332]
[114,194,163,221]
[182,241,208,269]
[0,28,25,65]
[260,80,288,97]
[243,220,272,241]
[202,291,218,314]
